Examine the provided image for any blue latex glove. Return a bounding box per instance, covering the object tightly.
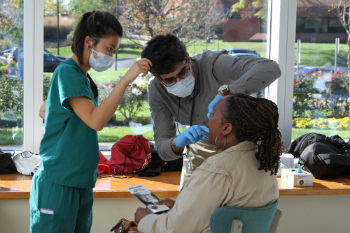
[175,125,209,148]
[207,95,224,118]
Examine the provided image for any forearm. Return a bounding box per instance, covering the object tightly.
[170,138,185,154]
[229,59,281,94]
[91,78,129,129]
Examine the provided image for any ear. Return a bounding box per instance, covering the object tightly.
[187,53,192,65]
[222,122,233,136]
[84,36,92,49]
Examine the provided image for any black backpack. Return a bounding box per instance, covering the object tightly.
[0,149,18,174]
[286,133,350,179]
[138,142,183,177]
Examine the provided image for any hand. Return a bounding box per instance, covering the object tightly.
[134,207,152,223]
[156,198,176,209]
[207,95,224,118]
[174,125,209,148]
[122,58,152,84]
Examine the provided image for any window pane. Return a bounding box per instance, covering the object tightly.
[0,0,24,151]
[293,0,350,141]
[43,0,270,151]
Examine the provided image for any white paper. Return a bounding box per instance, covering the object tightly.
[126,184,170,213]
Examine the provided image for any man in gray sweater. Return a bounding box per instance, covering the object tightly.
[141,34,281,187]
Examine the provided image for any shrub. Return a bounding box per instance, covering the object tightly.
[0,74,23,121]
[43,74,52,100]
[293,117,350,130]
[293,69,350,118]
[98,79,148,121]
[0,66,7,75]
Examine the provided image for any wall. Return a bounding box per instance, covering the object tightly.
[1,195,350,233]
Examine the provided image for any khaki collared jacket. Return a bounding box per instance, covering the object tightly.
[138,141,279,233]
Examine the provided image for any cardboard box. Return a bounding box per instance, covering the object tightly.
[280,153,294,168]
[281,168,313,187]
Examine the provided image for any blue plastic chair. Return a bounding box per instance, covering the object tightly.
[210,199,281,233]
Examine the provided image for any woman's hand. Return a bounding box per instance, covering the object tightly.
[134,207,152,223]
[122,58,152,84]
[155,198,176,209]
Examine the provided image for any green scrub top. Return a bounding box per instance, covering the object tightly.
[37,58,100,188]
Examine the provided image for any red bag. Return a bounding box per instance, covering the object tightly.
[98,151,113,175]
[110,135,151,174]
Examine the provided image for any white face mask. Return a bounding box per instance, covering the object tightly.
[166,74,195,97]
[89,47,114,72]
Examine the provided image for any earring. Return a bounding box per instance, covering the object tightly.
[215,134,227,148]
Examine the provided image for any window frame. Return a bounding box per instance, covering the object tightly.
[23,0,44,153]
[23,0,297,152]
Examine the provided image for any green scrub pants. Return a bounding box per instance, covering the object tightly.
[30,174,94,233]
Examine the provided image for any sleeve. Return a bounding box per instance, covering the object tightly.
[148,78,183,161]
[56,65,91,110]
[212,54,281,95]
[137,166,231,233]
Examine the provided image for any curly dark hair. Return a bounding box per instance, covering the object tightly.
[141,34,187,74]
[225,93,284,175]
[71,11,123,66]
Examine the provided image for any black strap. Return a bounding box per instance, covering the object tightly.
[317,153,350,167]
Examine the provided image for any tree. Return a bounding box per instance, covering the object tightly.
[44,0,68,16]
[228,0,267,19]
[0,0,23,47]
[118,0,227,42]
[67,0,227,44]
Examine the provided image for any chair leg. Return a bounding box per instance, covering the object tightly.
[231,220,243,233]
[268,208,282,233]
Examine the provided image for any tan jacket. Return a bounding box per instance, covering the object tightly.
[138,141,279,233]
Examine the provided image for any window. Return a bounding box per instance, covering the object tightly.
[0,0,24,151]
[292,0,350,141]
[2,0,295,153]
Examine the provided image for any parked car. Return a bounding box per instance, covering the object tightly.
[226,48,260,56]
[0,55,7,64]
[44,51,63,72]
[55,55,68,61]
[44,49,68,61]
[8,47,18,63]
[208,48,260,57]
[0,49,12,63]
[230,53,261,58]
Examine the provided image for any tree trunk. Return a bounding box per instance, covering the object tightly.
[348,34,350,98]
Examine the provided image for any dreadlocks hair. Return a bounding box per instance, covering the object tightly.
[224,93,284,175]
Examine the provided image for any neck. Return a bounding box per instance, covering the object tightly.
[72,54,90,76]
[222,136,241,151]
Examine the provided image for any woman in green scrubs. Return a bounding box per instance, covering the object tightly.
[30,11,152,233]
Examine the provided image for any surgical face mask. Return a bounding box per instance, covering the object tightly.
[165,74,195,97]
[89,48,114,72]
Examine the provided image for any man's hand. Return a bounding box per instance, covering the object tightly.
[174,125,209,148]
[155,198,176,209]
[134,207,152,223]
[207,95,224,118]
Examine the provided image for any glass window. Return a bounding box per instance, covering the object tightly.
[42,0,271,151]
[293,0,350,141]
[0,0,24,151]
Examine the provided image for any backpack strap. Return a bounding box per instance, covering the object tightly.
[317,153,350,167]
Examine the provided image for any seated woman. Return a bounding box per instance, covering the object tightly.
[134,93,284,233]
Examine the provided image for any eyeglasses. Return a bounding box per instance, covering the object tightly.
[151,59,191,87]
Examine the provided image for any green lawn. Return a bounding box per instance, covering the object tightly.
[2,125,350,146]
[292,128,350,141]
[0,127,23,146]
[98,126,154,142]
[46,38,143,59]
[88,68,129,85]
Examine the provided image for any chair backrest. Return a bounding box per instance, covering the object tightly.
[210,199,279,233]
